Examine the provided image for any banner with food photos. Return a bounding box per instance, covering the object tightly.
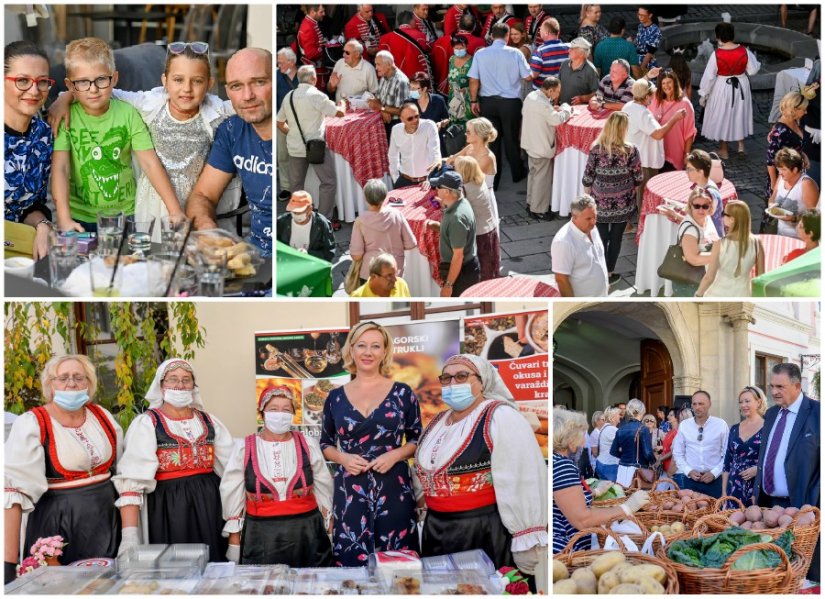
[254,319,460,436]
[460,310,549,457]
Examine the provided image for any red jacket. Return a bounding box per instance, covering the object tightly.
[431,31,485,93]
[343,12,390,58]
[295,15,329,91]
[525,11,550,43]
[480,13,522,44]
[443,5,482,38]
[413,14,438,44]
[379,26,433,81]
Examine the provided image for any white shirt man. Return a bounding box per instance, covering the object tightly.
[388,103,441,187]
[521,78,572,217]
[329,40,378,102]
[551,196,609,297]
[672,391,729,496]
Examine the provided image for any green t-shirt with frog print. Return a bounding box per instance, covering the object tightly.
[53,98,154,222]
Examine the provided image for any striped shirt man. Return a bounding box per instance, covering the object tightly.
[530,39,569,88]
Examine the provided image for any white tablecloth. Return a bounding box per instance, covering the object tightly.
[403,247,441,297]
[551,149,588,217]
[303,151,392,222]
[769,67,811,123]
[634,213,680,296]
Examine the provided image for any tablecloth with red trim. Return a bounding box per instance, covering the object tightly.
[460,276,560,298]
[555,105,609,155]
[385,185,443,283]
[325,110,389,188]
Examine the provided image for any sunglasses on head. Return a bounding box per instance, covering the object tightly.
[168,41,209,56]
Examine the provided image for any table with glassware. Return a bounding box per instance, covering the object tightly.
[634,171,738,296]
[551,105,610,217]
[303,109,392,222]
[384,185,443,297]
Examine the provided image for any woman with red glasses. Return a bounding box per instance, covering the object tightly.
[415,353,547,581]
[4,41,56,260]
[672,187,719,297]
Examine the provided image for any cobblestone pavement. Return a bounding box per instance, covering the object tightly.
[323,5,819,294]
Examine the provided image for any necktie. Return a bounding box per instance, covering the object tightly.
[762,408,789,496]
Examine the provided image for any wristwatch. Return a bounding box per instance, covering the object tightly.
[35,218,53,230]
[442,280,454,289]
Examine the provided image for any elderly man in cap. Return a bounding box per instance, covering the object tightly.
[328,39,378,102]
[275,191,336,262]
[558,37,599,105]
[349,253,412,297]
[425,171,480,297]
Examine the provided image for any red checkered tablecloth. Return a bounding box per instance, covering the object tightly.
[460,276,560,298]
[637,171,738,245]
[325,110,389,188]
[385,186,443,283]
[758,234,805,273]
[555,105,610,155]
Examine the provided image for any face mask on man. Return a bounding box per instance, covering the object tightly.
[291,209,309,223]
[53,389,90,412]
[264,411,294,434]
[441,383,476,411]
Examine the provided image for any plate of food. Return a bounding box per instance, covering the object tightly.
[766,204,792,218]
[527,312,549,353]
[302,378,347,426]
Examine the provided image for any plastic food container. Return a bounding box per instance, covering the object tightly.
[448,549,496,577]
[418,570,498,595]
[157,543,209,574]
[110,571,200,595]
[4,566,110,595]
[116,544,167,573]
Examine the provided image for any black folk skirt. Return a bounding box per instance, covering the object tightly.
[147,472,227,562]
[24,479,120,564]
[420,503,513,570]
[240,509,333,567]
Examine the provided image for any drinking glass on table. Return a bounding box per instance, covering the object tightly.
[160,215,191,254]
[48,229,79,289]
[192,249,227,297]
[147,252,197,297]
[127,218,156,257]
[87,252,124,297]
[96,210,125,257]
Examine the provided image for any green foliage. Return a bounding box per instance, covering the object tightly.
[4,302,205,430]
[667,527,795,570]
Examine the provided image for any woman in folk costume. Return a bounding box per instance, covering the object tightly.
[113,358,234,562]
[415,354,547,579]
[220,385,333,566]
[698,22,760,159]
[4,355,123,582]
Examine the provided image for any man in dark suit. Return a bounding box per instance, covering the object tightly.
[754,362,820,581]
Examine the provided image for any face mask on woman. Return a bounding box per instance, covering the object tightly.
[410,90,421,100]
[264,411,294,434]
[53,389,90,412]
[163,389,194,408]
[454,49,467,58]
[441,383,476,411]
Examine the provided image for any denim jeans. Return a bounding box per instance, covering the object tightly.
[595,462,619,482]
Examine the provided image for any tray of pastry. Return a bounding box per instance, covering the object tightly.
[108,571,201,595]
[186,229,262,279]
[4,566,112,595]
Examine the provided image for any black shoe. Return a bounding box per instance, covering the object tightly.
[278,190,291,201]
[608,273,622,285]
[528,211,543,220]
[331,219,342,232]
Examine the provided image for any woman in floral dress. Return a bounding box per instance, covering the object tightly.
[722,386,766,508]
[582,111,643,282]
[765,91,808,198]
[320,322,422,566]
[446,35,474,132]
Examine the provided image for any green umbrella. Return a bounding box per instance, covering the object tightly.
[752,247,821,297]
[275,241,333,297]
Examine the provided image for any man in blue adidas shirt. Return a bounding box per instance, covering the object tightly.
[187,48,273,256]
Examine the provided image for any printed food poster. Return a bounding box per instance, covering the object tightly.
[461,310,549,456]
[255,328,351,436]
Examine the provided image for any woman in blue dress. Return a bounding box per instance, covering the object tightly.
[321,321,422,566]
[722,386,766,508]
[4,41,55,260]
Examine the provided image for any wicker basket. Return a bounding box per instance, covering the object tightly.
[692,504,820,570]
[556,528,680,594]
[590,481,631,508]
[657,535,796,594]
[636,496,713,529]
[602,513,650,546]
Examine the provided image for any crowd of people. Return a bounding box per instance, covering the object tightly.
[5,39,273,260]
[552,362,820,572]
[4,322,548,586]
[275,5,821,298]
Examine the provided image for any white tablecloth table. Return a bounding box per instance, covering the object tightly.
[769,67,811,123]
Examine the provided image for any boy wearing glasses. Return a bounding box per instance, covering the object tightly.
[52,37,182,232]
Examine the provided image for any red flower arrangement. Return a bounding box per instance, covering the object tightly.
[498,566,531,594]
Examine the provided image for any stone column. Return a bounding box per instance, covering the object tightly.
[724,311,755,407]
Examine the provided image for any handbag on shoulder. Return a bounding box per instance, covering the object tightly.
[289,91,327,165]
[657,222,706,286]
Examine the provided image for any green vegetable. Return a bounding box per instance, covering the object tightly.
[666,527,796,570]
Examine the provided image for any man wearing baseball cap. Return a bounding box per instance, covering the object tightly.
[558,37,599,105]
[425,170,480,297]
[275,191,336,262]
